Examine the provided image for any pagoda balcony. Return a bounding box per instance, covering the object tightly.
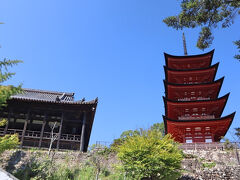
[183,82,200,85]
[177,97,210,101]
[178,115,215,120]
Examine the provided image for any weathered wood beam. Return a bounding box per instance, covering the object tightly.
[80,112,87,152]
[56,112,64,150]
[20,110,30,148]
[6,102,94,113]
[38,113,47,148]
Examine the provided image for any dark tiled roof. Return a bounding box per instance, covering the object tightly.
[11,88,97,104]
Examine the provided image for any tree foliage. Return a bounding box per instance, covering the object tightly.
[163,0,240,59]
[0,58,22,154]
[0,134,19,154]
[0,58,22,108]
[150,122,165,135]
[111,122,165,149]
[234,40,240,59]
[235,127,240,138]
[116,129,183,180]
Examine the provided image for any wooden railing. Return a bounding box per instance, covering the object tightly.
[0,128,81,142]
[178,97,210,101]
[178,115,215,120]
[180,142,240,150]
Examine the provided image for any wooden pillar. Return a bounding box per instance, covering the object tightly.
[57,112,64,150]
[20,110,30,148]
[29,114,33,130]
[3,109,12,135]
[38,113,47,148]
[13,117,16,124]
[80,112,87,152]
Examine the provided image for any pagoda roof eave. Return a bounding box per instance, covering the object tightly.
[164,63,219,85]
[163,93,230,119]
[164,49,214,59]
[163,112,235,138]
[164,77,224,101]
[164,49,214,68]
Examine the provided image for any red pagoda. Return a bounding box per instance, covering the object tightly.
[163,50,235,143]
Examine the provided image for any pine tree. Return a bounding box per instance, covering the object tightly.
[0,57,22,154]
[163,0,240,59]
[0,58,22,108]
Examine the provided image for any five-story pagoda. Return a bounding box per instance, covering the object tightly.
[163,50,235,143]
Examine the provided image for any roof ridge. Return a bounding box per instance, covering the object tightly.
[10,96,98,104]
[22,88,74,96]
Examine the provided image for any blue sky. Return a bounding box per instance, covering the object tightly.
[0,1,239,144]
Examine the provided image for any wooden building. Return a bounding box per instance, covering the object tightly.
[0,88,98,152]
[163,50,235,143]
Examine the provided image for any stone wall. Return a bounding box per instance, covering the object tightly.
[180,166,240,180]
[1,148,240,180]
[180,149,240,180]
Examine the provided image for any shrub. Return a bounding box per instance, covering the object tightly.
[116,129,183,180]
[0,134,19,155]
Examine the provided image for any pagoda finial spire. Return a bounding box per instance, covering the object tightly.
[182,32,188,56]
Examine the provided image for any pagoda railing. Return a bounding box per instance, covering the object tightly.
[180,142,240,150]
[178,115,215,120]
[0,128,81,142]
[178,97,210,101]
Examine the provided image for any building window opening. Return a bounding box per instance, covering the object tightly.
[205,127,210,131]
[193,108,198,112]
[186,139,193,143]
[205,139,212,143]
[183,77,187,83]
[195,127,201,131]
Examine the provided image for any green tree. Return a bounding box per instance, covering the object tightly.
[0,58,22,154]
[116,129,183,180]
[111,129,142,149]
[111,122,165,149]
[235,127,240,138]
[150,122,165,135]
[0,134,19,154]
[0,59,22,108]
[163,0,240,59]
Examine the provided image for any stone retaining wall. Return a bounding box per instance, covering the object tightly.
[180,149,240,180]
[180,166,240,180]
